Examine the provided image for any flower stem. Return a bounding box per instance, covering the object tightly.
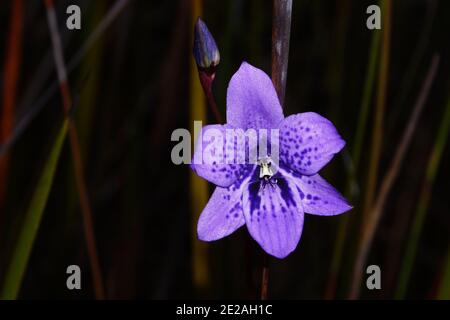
[261,0,292,300]
[198,67,222,123]
[271,0,292,106]
[261,254,269,300]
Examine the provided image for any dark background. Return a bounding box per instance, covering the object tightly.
[0,0,449,299]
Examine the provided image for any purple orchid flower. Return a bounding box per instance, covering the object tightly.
[191,62,352,259]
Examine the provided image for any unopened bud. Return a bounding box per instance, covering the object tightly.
[193,17,220,69]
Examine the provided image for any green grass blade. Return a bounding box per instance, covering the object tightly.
[0,120,68,300]
[325,28,381,299]
[190,0,210,291]
[395,94,450,299]
[352,29,381,170]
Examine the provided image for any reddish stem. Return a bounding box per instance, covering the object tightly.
[0,0,23,219]
[44,0,105,299]
[261,254,269,300]
[198,67,222,123]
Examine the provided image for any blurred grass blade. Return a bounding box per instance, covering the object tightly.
[190,0,210,291]
[45,0,105,299]
[64,0,106,230]
[78,1,105,153]
[0,0,130,157]
[387,0,437,133]
[396,91,450,299]
[0,0,23,212]
[327,0,350,122]
[348,0,391,299]
[349,54,439,299]
[0,120,68,300]
[352,30,381,171]
[438,248,450,299]
[325,24,381,299]
[361,0,391,223]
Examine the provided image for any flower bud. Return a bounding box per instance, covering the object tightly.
[193,17,220,69]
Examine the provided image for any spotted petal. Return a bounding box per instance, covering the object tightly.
[293,172,351,215]
[197,177,252,241]
[191,124,252,187]
[280,112,345,175]
[243,178,304,258]
[226,62,284,130]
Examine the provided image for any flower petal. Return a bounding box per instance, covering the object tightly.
[226,62,284,130]
[191,124,252,187]
[292,173,352,215]
[243,177,304,258]
[197,177,252,241]
[280,112,345,175]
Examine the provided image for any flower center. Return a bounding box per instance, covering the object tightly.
[258,156,274,181]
